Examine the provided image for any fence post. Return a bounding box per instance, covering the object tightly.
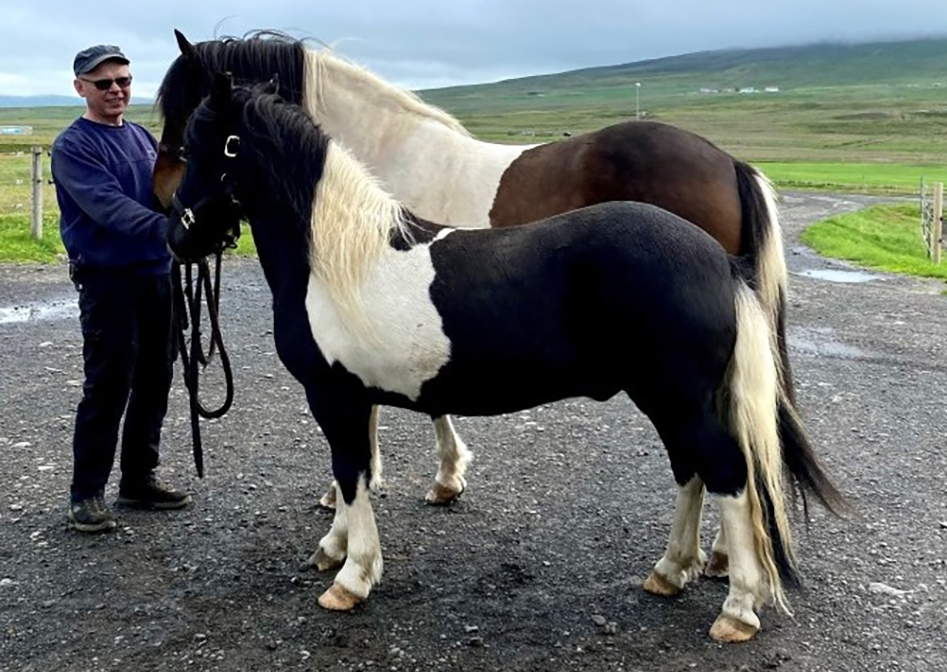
[30,145,43,240]
[933,182,943,264]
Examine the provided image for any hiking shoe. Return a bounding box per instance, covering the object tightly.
[69,494,117,533]
[116,474,192,510]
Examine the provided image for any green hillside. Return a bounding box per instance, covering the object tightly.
[416,37,947,164]
[421,38,947,109]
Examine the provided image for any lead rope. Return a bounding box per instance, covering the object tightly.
[172,253,235,478]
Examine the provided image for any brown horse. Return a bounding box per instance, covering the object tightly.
[154,31,822,579]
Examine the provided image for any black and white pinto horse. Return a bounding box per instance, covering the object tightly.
[167,74,841,642]
[154,30,795,518]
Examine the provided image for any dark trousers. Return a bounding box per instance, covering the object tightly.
[70,267,175,501]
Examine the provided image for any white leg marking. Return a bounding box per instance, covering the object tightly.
[369,406,383,490]
[311,493,348,570]
[646,477,707,594]
[425,415,472,504]
[716,491,763,632]
[705,524,730,578]
[319,480,339,509]
[331,477,383,600]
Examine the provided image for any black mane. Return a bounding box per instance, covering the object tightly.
[187,83,330,235]
[157,31,306,129]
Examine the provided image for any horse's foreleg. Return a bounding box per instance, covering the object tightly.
[705,524,730,578]
[307,394,383,611]
[310,492,347,570]
[317,475,383,611]
[318,481,338,510]
[644,476,707,596]
[319,405,383,509]
[425,415,471,505]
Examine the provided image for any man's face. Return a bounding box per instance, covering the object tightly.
[74,60,132,124]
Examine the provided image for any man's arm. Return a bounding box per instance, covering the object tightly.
[51,140,167,244]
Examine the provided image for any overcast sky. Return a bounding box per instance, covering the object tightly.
[3,1,946,99]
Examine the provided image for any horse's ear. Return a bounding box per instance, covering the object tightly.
[210,72,233,108]
[174,29,199,59]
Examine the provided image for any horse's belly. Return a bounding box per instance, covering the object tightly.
[416,363,622,417]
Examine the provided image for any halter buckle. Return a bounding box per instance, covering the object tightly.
[181,207,196,230]
[224,135,241,158]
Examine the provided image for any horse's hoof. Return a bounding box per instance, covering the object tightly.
[318,486,337,510]
[643,571,681,597]
[310,548,345,572]
[709,614,758,643]
[705,551,729,578]
[318,583,362,611]
[425,481,464,505]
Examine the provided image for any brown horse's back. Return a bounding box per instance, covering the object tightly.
[489,121,742,253]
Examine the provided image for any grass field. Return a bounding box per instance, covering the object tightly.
[802,202,947,280]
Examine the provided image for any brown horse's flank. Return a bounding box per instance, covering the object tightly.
[490,121,742,253]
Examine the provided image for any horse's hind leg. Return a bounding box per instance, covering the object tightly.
[663,410,765,642]
[709,491,762,642]
[643,475,707,596]
[425,415,472,505]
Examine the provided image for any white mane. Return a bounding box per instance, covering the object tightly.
[305,48,472,137]
[309,140,413,341]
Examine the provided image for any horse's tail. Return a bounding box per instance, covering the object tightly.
[733,161,794,403]
[732,162,849,521]
[721,281,800,613]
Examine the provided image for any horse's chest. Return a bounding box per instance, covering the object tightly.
[303,246,452,401]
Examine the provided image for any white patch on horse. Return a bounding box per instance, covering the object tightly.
[305,248,450,400]
[304,142,453,399]
[302,49,535,229]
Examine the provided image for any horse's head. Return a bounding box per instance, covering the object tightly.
[154,29,208,211]
[167,72,250,262]
[154,29,306,211]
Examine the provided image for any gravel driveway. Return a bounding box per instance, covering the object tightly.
[0,191,944,671]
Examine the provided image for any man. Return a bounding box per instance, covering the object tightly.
[51,44,190,533]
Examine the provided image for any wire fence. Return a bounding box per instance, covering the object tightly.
[0,148,56,239]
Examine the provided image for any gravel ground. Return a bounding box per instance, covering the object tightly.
[0,191,945,671]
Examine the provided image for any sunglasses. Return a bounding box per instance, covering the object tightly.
[80,75,133,91]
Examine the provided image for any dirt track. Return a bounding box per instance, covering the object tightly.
[1,191,945,671]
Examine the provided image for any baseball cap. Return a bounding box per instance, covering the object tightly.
[73,45,130,76]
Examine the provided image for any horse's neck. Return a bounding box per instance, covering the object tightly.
[305,54,535,228]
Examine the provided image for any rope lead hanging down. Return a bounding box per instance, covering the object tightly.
[172,252,235,478]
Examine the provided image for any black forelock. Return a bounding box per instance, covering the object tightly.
[185,82,330,236]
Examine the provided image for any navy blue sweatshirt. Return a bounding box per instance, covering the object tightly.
[51,117,171,274]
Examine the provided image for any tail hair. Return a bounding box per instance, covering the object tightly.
[722,281,798,613]
[733,162,849,520]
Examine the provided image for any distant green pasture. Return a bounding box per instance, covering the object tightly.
[757,162,947,195]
